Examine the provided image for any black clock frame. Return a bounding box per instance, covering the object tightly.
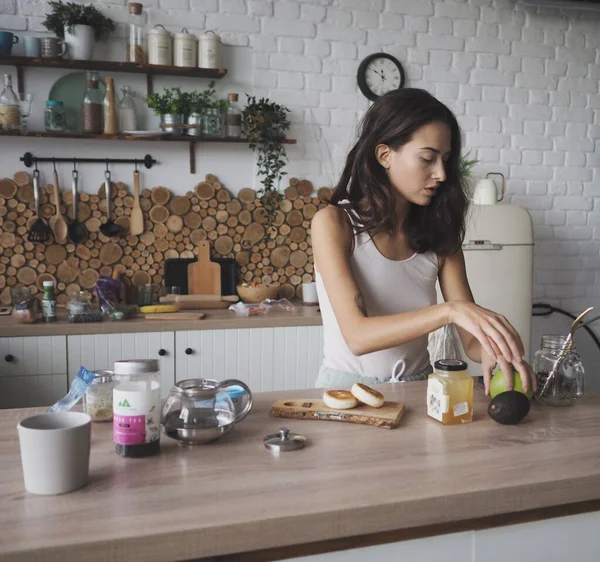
[357,53,405,101]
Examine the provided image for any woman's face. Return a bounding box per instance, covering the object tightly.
[376,121,452,207]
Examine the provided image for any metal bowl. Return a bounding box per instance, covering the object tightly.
[161,409,235,446]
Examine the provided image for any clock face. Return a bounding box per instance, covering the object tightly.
[357,53,405,101]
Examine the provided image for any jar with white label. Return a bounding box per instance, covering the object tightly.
[147,25,172,66]
[113,359,161,457]
[198,30,221,69]
[174,28,197,68]
[426,359,473,425]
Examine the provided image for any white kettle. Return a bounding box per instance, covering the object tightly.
[472,172,505,205]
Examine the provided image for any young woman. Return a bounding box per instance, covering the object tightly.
[312,88,535,395]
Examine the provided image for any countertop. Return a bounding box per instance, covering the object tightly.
[0,303,322,337]
[2,382,600,562]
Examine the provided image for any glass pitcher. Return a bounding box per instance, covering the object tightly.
[534,335,584,407]
[161,378,252,445]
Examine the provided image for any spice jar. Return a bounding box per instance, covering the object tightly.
[534,335,585,406]
[44,100,67,132]
[198,30,221,69]
[147,25,172,66]
[174,28,197,68]
[83,369,114,422]
[113,359,161,458]
[82,71,103,134]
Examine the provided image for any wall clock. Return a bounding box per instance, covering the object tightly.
[357,53,405,101]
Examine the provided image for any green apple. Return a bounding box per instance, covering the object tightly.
[490,369,533,400]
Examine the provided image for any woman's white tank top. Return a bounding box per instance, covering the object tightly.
[315,215,439,380]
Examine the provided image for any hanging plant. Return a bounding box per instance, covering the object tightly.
[42,1,115,41]
[242,95,291,225]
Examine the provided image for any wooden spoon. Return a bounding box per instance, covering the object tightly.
[51,170,68,244]
[130,169,143,235]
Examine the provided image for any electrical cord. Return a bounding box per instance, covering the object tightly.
[532,303,600,353]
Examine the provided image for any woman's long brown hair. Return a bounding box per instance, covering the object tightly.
[329,88,468,256]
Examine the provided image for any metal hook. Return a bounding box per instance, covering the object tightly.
[53,158,57,172]
[134,161,138,172]
[34,159,38,172]
[105,158,110,172]
[73,158,77,172]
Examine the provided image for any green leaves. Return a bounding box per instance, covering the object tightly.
[42,1,115,41]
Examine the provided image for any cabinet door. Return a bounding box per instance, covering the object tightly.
[175,326,324,392]
[67,332,175,397]
[0,336,68,408]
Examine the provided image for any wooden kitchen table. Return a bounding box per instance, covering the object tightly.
[1,382,600,562]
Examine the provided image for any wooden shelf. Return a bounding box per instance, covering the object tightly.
[1,130,297,174]
[0,55,227,94]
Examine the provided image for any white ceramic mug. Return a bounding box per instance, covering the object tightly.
[302,282,318,305]
[17,412,91,495]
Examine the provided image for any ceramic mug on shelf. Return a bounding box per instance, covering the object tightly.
[40,37,67,59]
[472,172,505,206]
[0,31,18,56]
[23,36,41,57]
[302,282,318,305]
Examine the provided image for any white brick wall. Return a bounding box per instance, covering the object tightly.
[2,0,600,341]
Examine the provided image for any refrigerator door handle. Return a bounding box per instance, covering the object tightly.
[462,240,503,251]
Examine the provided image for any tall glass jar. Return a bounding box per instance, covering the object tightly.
[118,86,138,132]
[225,93,242,138]
[113,359,161,457]
[534,335,584,406]
[83,370,114,422]
[82,71,103,134]
[126,2,146,64]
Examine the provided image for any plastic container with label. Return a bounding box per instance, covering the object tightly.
[113,359,161,457]
[427,359,473,425]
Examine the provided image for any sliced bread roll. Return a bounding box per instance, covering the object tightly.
[323,390,358,410]
[351,383,385,408]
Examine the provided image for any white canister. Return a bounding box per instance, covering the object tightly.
[198,30,221,69]
[174,28,197,68]
[147,25,172,66]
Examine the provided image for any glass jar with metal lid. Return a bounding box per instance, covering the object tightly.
[44,100,67,132]
[83,369,114,422]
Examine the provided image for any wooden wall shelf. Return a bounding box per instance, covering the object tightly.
[1,130,297,174]
[0,55,227,95]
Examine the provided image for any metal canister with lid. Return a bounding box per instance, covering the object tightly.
[113,359,161,457]
[147,25,172,66]
[174,28,197,68]
[83,369,114,422]
[198,30,221,69]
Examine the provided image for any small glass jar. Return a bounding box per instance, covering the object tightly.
[427,359,473,425]
[83,369,114,422]
[534,335,584,406]
[113,359,161,457]
[44,100,67,132]
[203,107,223,136]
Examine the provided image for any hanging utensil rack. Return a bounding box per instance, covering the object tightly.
[20,152,157,169]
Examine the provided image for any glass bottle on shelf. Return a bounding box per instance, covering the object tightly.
[82,71,103,134]
[126,2,146,64]
[0,74,21,131]
[203,107,224,136]
[118,86,138,132]
[225,93,242,138]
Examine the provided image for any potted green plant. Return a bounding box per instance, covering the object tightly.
[242,96,291,221]
[459,151,479,198]
[187,82,216,136]
[42,1,115,60]
[146,88,190,135]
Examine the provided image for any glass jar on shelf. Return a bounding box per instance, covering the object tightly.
[82,71,103,134]
[0,73,21,131]
[534,335,585,406]
[126,2,146,64]
[203,107,224,136]
[225,93,242,138]
[118,86,138,132]
[44,100,67,132]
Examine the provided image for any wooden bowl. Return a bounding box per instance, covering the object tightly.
[236,283,280,303]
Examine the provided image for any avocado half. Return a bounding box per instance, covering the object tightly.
[488,391,530,425]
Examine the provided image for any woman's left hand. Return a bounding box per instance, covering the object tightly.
[481,347,537,396]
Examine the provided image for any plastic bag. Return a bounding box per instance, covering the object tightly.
[229,302,271,316]
[48,366,95,413]
[428,324,463,365]
[263,298,296,312]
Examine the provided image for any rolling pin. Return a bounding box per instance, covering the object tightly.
[144,312,206,320]
[160,294,239,303]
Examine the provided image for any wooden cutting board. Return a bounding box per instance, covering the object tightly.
[160,294,238,303]
[187,240,221,296]
[144,312,206,320]
[269,399,405,429]
[159,297,231,310]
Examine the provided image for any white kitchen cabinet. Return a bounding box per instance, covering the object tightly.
[67,332,175,397]
[175,326,324,392]
[0,336,68,408]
